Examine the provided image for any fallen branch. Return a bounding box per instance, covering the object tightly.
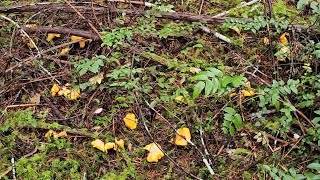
[0,3,226,24]
[213,0,260,18]
[1,3,316,33]
[63,0,102,40]
[22,26,100,40]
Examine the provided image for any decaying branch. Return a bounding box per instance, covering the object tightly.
[0,3,227,24]
[22,26,100,40]
[0,3,317,33]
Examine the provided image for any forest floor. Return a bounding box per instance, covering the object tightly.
[0,0,319,179]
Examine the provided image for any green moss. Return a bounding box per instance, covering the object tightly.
[273,0,298,19]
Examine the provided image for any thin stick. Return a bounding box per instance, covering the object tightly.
[213,0,261,18]
[200,25,231,44]
[200,126,212,165]
[6,103,38,108]
[132,93,202,180]
[0,14,41,57]
[144,100,215,175]
[199,0,204,15]
[107,0,155,7]
[63,0,102,40]
[5,39,82,73]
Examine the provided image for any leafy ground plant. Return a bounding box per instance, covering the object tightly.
[0,0,319,179]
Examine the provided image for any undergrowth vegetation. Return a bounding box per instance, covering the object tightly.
[0,0,319,179]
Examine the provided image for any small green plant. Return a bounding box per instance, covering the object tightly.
[261,163,320,180]
[101,27,133,48]
[222,107,243,136]
[220,16,267,34]
[74,55,105,76]
[191,67,246,99]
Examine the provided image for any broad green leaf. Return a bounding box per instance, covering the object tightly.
[224,107,236,115]
[193,81,205,99]
[231,76,246,87]
[212,78,219,94]
[207,67,223,77]
[205,80,214,97]
[228,124,235,136]
[314,110,320,115]
[190,75,208,81]
[221,76,233,87]
[233,114,243,130]
[307,163,320,172]
[224,114,234,121]
[290,85,298,94]
[297,0,309,9]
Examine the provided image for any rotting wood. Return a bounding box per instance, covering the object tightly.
[0,3,228,24]
[22,26,100,41]
[0,3,317,33]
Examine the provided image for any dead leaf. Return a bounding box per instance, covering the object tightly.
[143,143,164,163]
[189,67,201,74]
[30,93,41,104]
[175,127,191,146]
[123,113,138,130]
[89,73,104,85]
[46,33,61,42]
[93,108,103,114]
[230,26,241,35]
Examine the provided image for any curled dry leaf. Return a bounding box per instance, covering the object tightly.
[93,108,103,114]
[123,113,138,130]
[46,33,61,42]
[189,67,202,74]
[89,73,104,85]
[143,143,164,163]
[29,93,41,104]
[175,127,191,146]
